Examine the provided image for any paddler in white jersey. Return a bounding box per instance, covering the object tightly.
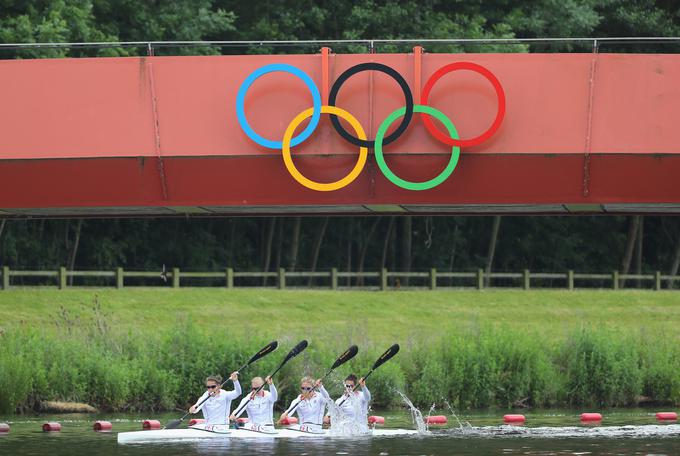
[189,372,241,426]
[279,376,329,433]
[230,375,277,432]
[330,374,371,432]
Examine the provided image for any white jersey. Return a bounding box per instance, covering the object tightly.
[193,381,242,425]
[336,386,371,427]
[285,385,330,427]
[233,384,278,425]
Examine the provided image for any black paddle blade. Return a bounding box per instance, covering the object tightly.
[283,339,308,363]
[247,340,278,366]
[331,345,359,370]
[372,344,400,370]
[164,419,183,430]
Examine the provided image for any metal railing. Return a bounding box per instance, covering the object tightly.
[1,266,678,291]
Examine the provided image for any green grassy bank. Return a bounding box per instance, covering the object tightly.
[0,289,679,414]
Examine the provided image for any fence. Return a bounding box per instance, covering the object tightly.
[0,266,678,291]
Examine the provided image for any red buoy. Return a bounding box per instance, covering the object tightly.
[93,421,112,432]
[580,413,602,422]
[368,415,385,425]
[503,414,526,424]
[237,417,250,424]
[42,422,61,432]
[656,412,678,421]
[188,418,205,426]
[279,416,298,425]
[0,423,9,433]
[425,415,448,425]
[142,420,161,430]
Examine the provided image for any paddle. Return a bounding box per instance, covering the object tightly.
[337,343,400,408]
[165,340,279,430]
[231,340,309,419]
[283,345,359,417]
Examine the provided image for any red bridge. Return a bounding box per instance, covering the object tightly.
[1,49,679,217]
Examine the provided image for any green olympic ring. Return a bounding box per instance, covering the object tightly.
[374,105,460,191]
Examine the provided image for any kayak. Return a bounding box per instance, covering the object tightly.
[117,425,419,443]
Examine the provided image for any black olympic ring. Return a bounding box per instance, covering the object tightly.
[328,62,414,148]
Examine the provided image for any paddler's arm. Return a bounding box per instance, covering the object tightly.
[359,378,371,403]
[267,376,278,402]
[316,380,330,399]
[278,396,301,423]
[230,396,249,420]
[226,372,241,399]
[190,391,209,413]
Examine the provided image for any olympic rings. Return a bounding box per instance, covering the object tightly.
[282,106,368,192]
[328,63,414,148]
[375,105,460,191]
[420,61,505,148]
[236,63,322,149]
[235,60,504,191]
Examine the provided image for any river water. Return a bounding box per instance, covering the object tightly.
[1,409,679,455]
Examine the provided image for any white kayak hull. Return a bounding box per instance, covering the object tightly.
[118,426,418,444]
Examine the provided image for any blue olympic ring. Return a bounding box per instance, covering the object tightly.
[236,63,322,149]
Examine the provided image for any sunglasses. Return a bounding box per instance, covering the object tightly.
[300,387,313,391]
[206,385,218,389]
[344,384,355,389]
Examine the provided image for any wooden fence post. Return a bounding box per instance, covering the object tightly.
[380,268,388,291]
[278,268,286,290]
[477,268,484,290]
[226,268,234,288]
[567,270,574,291]
[58,267,67,289]
[172,268,180,288]
[116,267,124,289]
[523,269,530,290]
[2,266,9,290]
[429,268,437,290]
[655,271,661,291]
[331,268,338,290]
[612,270,619,290]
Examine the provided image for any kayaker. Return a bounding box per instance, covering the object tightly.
[189,372,240,425]
[230,376,277,432]
[330,374,371,431]
[279,376,329,433]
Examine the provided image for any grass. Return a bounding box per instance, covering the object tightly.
[1,288,679,344]
[1,288,679,413]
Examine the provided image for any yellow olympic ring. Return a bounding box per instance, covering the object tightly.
[282,106,368,192]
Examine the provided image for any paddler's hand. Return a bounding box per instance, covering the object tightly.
[266,376,273,385]
[277,412,288,425]
[359,378,366,388]
[315,379,323,388]
[189,405,197,414]
[323,415,331,425]
[229,371,238,381]
[229,414,236,421]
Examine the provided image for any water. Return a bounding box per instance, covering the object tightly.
[1,409,680,455]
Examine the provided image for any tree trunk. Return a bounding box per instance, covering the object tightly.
[288,217,301,271]
[380,217,395,270]
[262,218,276,286]
[668,226,680,289]
[485,216,502,287]
[67,219,84,286]
[308,217,329,287]
[357,218,381,286]
[620,215,641,288]
[400,216,413,286]
[635,216,644,288]
[346,219,353,286]
[448,222,460,286]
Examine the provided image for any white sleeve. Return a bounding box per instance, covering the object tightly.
[318,385,330,400]
[268,384,278,403]
[193,391,210,412]
[362,385,371,404]
[225,380,242,399]
[233,396,250,418]
[286,397,302,415]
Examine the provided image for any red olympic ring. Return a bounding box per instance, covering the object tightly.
[420,62,506,148]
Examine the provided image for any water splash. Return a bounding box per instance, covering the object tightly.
[442,399,472,430]
[395,390,428,434]
[325,394,369,436]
